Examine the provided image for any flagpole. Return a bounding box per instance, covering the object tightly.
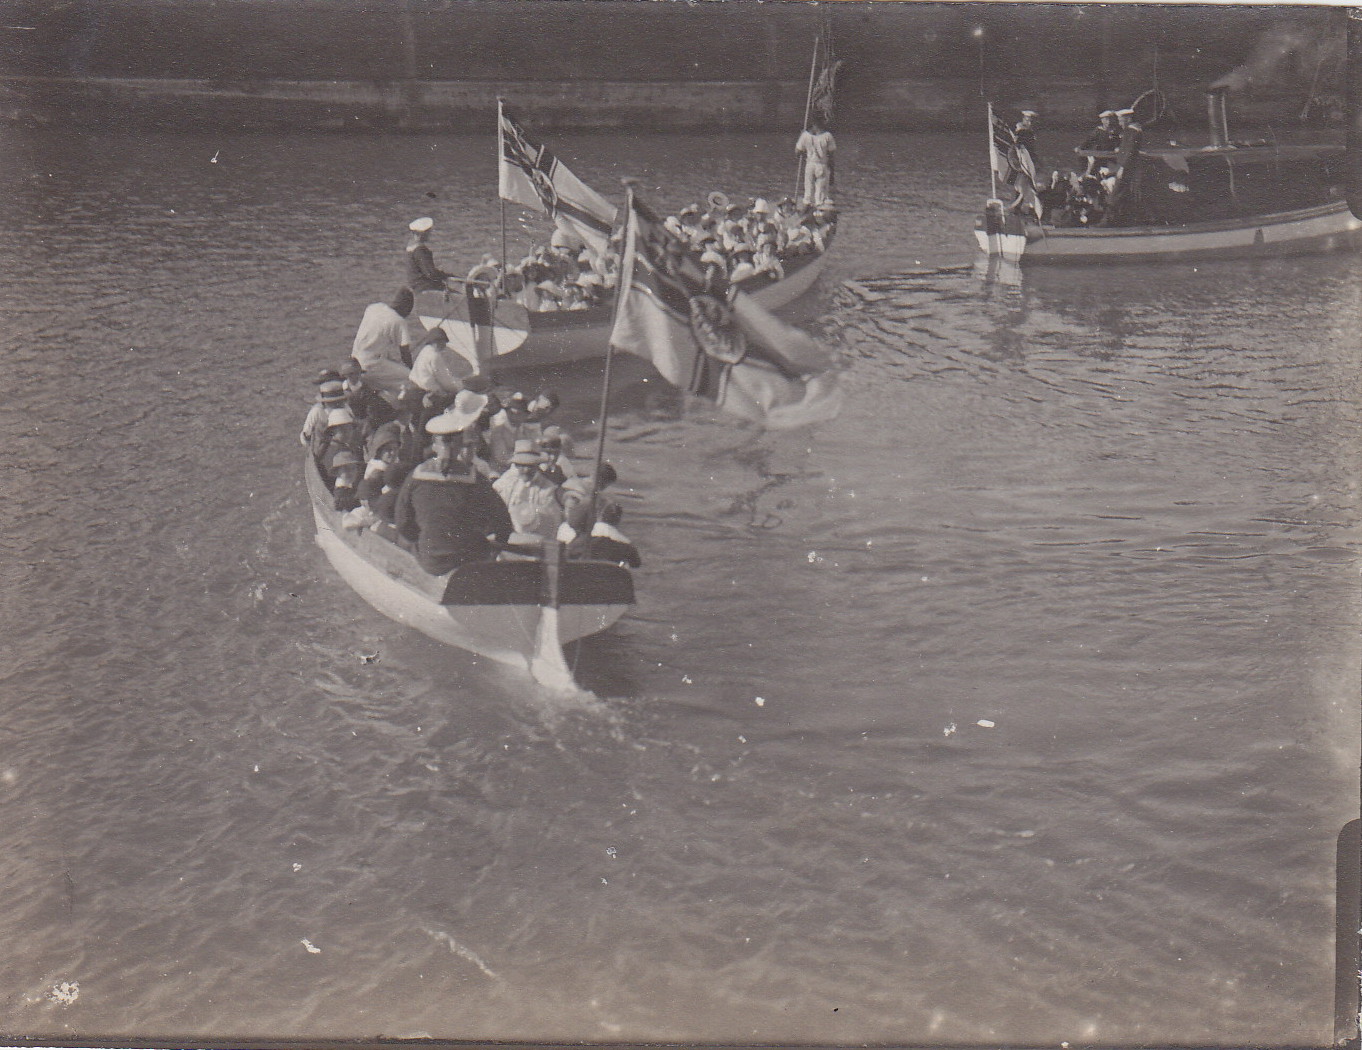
[986,101,1000,200]
[497,98,508,265]
[795,30,821,198]
[588,184,632,527]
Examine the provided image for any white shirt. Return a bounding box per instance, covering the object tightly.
[796,129,836,168]
[493,468,563,541]
[351,302,410,370]
[409,344,473,394]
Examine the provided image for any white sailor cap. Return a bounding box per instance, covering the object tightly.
[409,216,434,233]
[1116,108,1135,117]
[1099,109,1117,117]
[1020,110,1038,118]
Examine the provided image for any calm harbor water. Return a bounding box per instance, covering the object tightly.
[0,127,1358,1045]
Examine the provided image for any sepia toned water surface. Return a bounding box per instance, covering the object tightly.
[0,127,1358,1044]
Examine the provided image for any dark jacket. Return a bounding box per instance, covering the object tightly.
[406,244,451,294]
[394,460,513,575]
[586,535,642,569]
[347,386,397,430]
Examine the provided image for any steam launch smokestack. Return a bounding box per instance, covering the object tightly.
[1206,87,1232,148]
[1348,8,1362,220]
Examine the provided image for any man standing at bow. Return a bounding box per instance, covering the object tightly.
[795,119,836,207]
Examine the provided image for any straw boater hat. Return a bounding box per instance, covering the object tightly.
[319,380,347,404]
[409,217,434,233]
[1116,108,1135,117]
[427,388,490,434]
[1100,109,1117,117]
[511,439,541,466]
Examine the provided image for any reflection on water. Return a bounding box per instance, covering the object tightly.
[0,127,1356,1045]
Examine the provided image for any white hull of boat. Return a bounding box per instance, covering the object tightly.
[976,201,1362,264]
[306,461,629,689]
[418,236,834,372]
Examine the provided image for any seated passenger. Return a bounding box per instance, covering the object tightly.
[465,254,504,297]
[425,387,494,476]
[300,378,348,449]
[486,391,542,473]
[538,425,577,480]
[329,449,363,513]
[355,428,409,525]
[314,403,364,483]
[752,238,785,280]
[698,240,728,288]
[728,248,758,285]
[493,439,565,544]
[585,503,642,568]
[557,462,619,544]
[393,415,513,575]
[409,325,474,397]
[341,360,397,430]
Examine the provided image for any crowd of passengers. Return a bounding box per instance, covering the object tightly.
[419,196,838,313]
[300,359,641,576]
[1030,167,1132,227]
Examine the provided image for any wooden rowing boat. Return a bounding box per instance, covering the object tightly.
[305,456,634,690]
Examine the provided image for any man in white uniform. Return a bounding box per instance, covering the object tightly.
[795,120,836,206]
[350,288,414,398]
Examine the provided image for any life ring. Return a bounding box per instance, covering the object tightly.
[1131,89,1167,127]
[707,191,730,212]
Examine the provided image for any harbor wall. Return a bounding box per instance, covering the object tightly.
[0,1,1342,133]
[0,74,1321,135]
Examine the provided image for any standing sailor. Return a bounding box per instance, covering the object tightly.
[405,217,454,294]
[1103,108,1145,226]
[1080,109,1121,173]
[795,119,836,206]
[1013,110,1041,172]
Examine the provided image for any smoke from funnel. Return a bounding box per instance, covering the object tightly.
[1210,19,1343,93]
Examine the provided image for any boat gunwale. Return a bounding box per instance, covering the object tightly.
[1022,200,1353,241]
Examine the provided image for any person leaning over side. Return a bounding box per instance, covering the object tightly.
[405,217,454,294]
[351,287,415,398]
[585,503,642,568]
[394,411,512,576]
[557,462,619,547]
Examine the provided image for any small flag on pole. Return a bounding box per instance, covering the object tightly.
[608,193,840,429]
[988,102,1042,221]
[498,101,617,253]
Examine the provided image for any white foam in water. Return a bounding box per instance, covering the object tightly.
[421,927,499,980]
